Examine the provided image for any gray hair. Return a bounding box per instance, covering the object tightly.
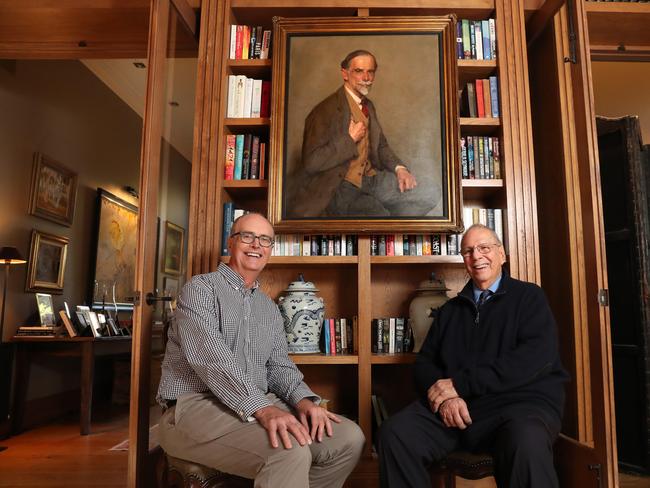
[460,223,502,248]
[340,50,377,70]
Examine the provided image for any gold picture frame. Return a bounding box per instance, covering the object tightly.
[26,230,69,294]
[163,221,185,276]
[268,16,462,233]
[29,152,78,227]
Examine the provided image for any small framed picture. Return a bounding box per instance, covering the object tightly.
[35,293,56,326]
[26,230,69,294]
[87,311,103,338]
[59,310,77,337]
[163,221,185,276]
[29,152,78,227]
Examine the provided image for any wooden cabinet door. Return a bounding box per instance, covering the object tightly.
[127,1,197,486]
[529,3,618,487]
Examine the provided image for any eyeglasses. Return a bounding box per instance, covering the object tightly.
[460,243,501,258]
[230,231,275,248]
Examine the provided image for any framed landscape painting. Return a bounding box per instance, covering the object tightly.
[89,189,138,310]
[268,16,462,233]
[29,152,78,227]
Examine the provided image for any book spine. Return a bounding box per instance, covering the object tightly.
[229,25,237,59]
[224,135,236,180]
[323,319,330,354]
[493,138,501,179]
[335,319,342,354]
[227,75,236,118]
[259,142,267,180]
[474,21,483,60]
[235,25,243,59]
[260,30,271,59]
[249,135,260,179]
[260,80,271,118]
[234,134,244,180]
[489,19,497,60]
[462,20,471,58]
[241,25,249,59]
[254,26,263,58]
[489,76,499,118]
[469,20,476,59]
[475,79,485,118]
[483,79,491,118]
[242,134,252,179]
[329,319,336,355]
[456,21,464,59]
[243,77,253,118]
[251,79,263,118]
[482,20,491,60]
[222,202,234,255]
[460,137,468,178]
[467,83,476,118]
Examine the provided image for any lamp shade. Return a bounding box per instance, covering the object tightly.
[0,247,26,264]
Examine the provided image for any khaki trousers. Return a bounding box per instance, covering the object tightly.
[159,392,365,488]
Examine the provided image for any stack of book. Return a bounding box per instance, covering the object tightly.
[460,77,499,118]
[320,317,355,355]
[226,76,270,118]
[456,18,497,60]
[224,134,267,180]
[370,235,457,256]
[15,325,62,337]
[275,235,358,257]
[371,317,412,354]
[229,25,271,60]
[460,136,501,179]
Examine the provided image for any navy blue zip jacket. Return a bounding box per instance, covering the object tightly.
[414,272,569,420]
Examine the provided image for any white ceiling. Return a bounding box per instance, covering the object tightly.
[82,57,198,162]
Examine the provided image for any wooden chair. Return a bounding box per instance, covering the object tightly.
[430,451,495,488]
[157,451,254,488]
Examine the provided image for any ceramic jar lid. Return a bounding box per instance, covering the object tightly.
[416,272,449,293]
[284,274,319,293]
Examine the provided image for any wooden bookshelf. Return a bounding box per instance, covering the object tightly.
[586,1,650,60]
[187,0,540,461]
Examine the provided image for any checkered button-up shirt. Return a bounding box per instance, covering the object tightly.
[157,263,319,421]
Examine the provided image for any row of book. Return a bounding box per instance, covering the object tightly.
[370,234,454,256]
[319,317,355,355]
[462,207,504,244]
[456,18,497,60]
[372,317,413,353]
[226,76,271,119]
[224,134,267,180]
[274,234,358,257]
[461,136,501,180]
[228,25,271,60]
[460,77,500,119]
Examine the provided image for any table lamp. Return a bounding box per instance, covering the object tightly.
[0,247,26,450]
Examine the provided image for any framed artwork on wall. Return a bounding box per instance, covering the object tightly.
[89,189,138,310]
[29,152,78,227]
[25,230,68,293]
[163,221,184,276]
[268,16,462,234]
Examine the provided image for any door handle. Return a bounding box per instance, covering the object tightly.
[145,292,173,306]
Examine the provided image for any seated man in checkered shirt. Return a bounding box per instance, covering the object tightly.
[157,212,365,488]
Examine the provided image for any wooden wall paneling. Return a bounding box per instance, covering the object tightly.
[357,235,372,454]
[188,0,227,276]
[495,0,540,283]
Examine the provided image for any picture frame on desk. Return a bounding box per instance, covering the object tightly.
[28,152,78,227]
[89,189,138,311]
[268,16,462,234]
[35,293,55,326]
[25,230,68,294]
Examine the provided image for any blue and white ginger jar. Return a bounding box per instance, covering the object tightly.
[278,274,325,354]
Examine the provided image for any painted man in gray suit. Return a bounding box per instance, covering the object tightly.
[288,50,440,218]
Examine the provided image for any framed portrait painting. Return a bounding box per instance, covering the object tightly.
[89,189,138,310]
[268,16,462,233]
[29,153,78,227]
[26,230,69,293]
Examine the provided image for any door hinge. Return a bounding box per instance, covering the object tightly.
[598,289,609,307]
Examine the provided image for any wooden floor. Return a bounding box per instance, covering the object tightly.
[0,412,649,488]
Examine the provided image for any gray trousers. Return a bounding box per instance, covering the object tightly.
[159,392,365,488]
[325,170,441,217]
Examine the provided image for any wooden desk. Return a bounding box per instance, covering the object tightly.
[11,335,131,435]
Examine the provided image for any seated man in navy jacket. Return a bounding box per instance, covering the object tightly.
[378,224,569,488]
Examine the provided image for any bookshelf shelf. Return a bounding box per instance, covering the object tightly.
[460,117,500,135]
[458,59,498,86]
[371,353,417,365]
[462,178,505,202]
[224,118,270,128]
[291,354,359,365]
[370,255,464,265]
[223,179,268,188]
[223,179,268,199]
[227,58,272,77]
